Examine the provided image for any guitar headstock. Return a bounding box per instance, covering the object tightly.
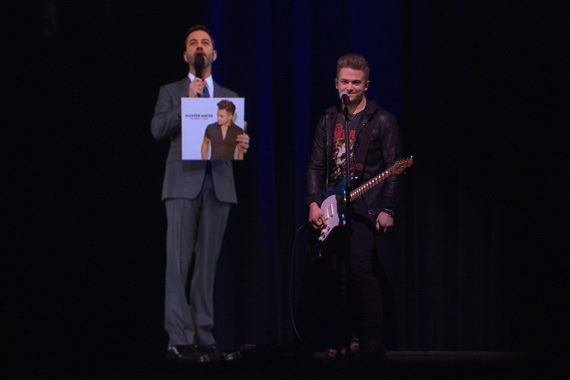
[393,156,414,174]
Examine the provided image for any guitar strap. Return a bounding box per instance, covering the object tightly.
[353,108,379,182]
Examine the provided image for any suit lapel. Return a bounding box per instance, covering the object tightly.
[179,77,190,98]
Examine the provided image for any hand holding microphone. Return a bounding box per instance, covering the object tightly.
[189,54,206,97]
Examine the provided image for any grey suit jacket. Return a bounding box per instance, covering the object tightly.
[151,77,239,203]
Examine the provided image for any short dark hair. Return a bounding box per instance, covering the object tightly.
[336,54,370,80]
[217,100,236,115]
[184,25,215,48]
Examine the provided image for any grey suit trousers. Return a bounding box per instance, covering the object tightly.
[164,174,230,346]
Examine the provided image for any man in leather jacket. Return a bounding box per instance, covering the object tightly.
[306,54,402,359]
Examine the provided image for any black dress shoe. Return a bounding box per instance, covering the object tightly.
[220,350,243,361]
[198,344,221,361]
[166,345,210,363]
[197,344,242,361]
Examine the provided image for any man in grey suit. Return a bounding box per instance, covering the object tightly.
[151,25,249,362]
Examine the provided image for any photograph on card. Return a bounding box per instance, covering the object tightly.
[181,97,246,160]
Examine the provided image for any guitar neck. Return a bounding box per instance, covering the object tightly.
[347,157,413,201]
[349,167,394,200]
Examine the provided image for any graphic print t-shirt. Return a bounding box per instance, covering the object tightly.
[329,112,363,184]
[204,122,244,160]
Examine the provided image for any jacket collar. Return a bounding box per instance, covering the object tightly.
[326,98,381,117]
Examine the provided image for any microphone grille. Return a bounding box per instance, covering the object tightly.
[339,91,350,105]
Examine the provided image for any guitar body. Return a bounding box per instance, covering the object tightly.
[316,193,346,245]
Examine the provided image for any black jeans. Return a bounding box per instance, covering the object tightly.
[325,198,384,345]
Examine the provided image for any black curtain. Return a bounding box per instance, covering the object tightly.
[3,0,563,371]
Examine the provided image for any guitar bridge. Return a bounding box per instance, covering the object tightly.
[319,226,331,242]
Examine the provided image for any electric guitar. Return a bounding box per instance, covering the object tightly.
[314,156,413,245]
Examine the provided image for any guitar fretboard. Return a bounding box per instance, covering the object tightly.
[350,168,392,199]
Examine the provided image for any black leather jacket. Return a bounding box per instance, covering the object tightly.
[306,99,403,216]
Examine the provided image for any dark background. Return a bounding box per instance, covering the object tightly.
[2,0,565,373]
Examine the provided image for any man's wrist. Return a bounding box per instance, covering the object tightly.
[380,208,395,217]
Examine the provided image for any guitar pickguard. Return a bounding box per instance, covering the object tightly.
[318,193,345,243]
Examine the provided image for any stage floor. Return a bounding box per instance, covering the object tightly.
[7,350,547,380]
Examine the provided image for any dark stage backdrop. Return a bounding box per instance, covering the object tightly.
[3,0,563,371]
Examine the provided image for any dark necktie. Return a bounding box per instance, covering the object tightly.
[203,83,212,172]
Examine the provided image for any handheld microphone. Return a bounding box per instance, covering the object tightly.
[194,54,205,79]
[194,55,205,97]
[339,91,350,106]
